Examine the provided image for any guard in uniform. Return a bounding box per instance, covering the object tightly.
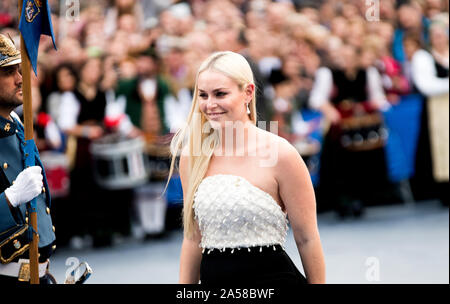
[0,34,56,284]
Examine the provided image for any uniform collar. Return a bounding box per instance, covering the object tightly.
[0,115,17,138]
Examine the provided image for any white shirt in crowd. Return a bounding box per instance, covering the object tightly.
[56,88,192,135]
[163,88,192,134]
[410,49,449,97]
[308,66,390,111]
[56,91,81,132]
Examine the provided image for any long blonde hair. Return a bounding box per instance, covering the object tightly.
[163,51,257,239]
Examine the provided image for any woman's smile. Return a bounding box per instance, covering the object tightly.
[208,112,226,119]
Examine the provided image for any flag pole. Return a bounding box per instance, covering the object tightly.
[18,0,40,284]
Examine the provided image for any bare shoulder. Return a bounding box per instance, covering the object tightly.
[256,127,290,150]
[266,133,306,181]
[278,136,299,157]
[268,135,315,212]
[254,127,300,162]
[253,127,303,178]
[280,139,303,169]
[265,131,301,161]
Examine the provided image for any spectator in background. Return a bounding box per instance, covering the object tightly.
[104,0,145,38]
[233,27,274,125]
[184,30,214,74]
[0,1,15,28]
[367,32,410,104]
[115,50,173,137]
[329,16,348,41]
[429,18,449,77]
[403,28,449,205]
[11,60,63,152]
[404,29,449,97]
[393,0,431,63]
[345,16,367,49]
[135,51,169,136]
[57,56,109,247]
[160,46,190,97]
[57,57,106,139]
[265,1,294,34]
[379,0,398,24]
[269,67,297,141]
[423,0,449,18]
[32,64,63,152]
[309,43,391,218]
[54,37,88,68]
[101,54,137,137]
[268,52,316,142]
[35,64,73,247]
[427,16,449,206]
[46,64,78,125]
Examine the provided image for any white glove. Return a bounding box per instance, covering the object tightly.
[4,166,44,208]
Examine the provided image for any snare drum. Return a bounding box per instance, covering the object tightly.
[90,134,149,190]
[337,101,388,152]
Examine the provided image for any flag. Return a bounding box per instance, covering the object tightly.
[18,0,56,75]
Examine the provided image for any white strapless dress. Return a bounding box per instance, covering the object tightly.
[193,174,289,253]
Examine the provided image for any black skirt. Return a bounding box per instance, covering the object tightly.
[318,126,391,208]
[200,245,307,285]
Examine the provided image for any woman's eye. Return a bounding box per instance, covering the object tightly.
[216,92,227,97]
[199,93,208,99]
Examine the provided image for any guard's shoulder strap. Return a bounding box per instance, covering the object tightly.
[10,111,23,125]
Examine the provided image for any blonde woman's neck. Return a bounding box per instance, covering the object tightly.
[214,119,257,157]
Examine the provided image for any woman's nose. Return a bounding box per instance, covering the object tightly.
[206,100,219,110]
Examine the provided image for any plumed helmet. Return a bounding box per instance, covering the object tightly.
[0,34,21,68]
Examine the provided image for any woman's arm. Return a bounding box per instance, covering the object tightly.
[275,138,326,284]
[178,148,203,284]
[179,225,203,284]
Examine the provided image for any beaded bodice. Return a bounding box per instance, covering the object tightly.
[193,174,288,252]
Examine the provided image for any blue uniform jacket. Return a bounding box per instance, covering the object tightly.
[0,113,55,262]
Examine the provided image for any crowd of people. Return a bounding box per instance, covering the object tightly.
[0,0,448,248]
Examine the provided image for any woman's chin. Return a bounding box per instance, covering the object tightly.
[208,119,223,130]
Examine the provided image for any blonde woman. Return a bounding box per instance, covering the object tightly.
[166,51,325,284]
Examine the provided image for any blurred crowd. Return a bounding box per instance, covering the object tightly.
[0,0,448,247]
